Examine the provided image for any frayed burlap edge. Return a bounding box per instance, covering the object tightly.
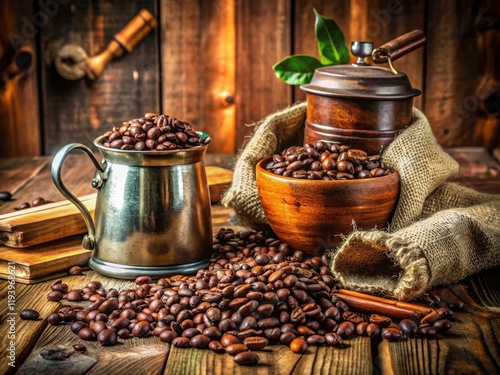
[331,231,431,301]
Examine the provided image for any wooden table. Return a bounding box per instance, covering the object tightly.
[1,149,499,375]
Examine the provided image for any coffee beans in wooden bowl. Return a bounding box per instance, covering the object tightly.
[256,144,400,252]
[44,229,456,367]
[264,141,392,180]
[99,112,210,151]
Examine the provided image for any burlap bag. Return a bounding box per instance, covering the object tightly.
[222,104,500,301]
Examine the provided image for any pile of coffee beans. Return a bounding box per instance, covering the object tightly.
[46,229,454,366]
[264,142,392,180]
[100,112,210,151]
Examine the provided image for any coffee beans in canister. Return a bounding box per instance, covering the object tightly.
[265,142,392,180]
[100,113,208,151]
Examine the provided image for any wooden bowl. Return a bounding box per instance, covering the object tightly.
[256,158,400,255]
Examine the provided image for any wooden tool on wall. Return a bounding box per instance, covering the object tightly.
[54,8,157,80]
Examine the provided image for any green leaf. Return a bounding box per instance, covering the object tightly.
[313,8,349,65]
[272,55,323,85]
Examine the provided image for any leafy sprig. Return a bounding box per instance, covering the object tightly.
[273,9,349,85]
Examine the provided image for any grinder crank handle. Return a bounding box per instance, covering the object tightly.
[86,8,157,80]
[372,29,426,64]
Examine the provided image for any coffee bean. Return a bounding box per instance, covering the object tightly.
[356,322,369,336]
[98,329,117,346]
[172,337,191,348]
[337,321,355,338]
[14,202,31,210]
[221,333,240,347]
[32,197,46,207]
[399,319,418,336]
[20,309,40,320]
[289,337,308,353]
[208,340,225,354]
[343,311,365,324]
[306,334,326,346]
[190,334,210,348]
[159,330,177,343]
[325,332,343,346]
[51,282,69,293]
[433,319,452,333]
[135,276,152,285]
[67,290,83,302]
[47,291,64,302]
[132,321,151,337]
[421,310,441,325]
[381,327,405,341]
[369,314,391,327]
[78,327,97,341]
[243,336,268,350]
[225,343,248,356]
[47,313,61,325]
[234,351,260,366]
[0,191,12,201]
[71,321,88,334]
[73,344,87,352]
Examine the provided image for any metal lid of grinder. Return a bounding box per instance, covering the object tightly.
[300,30,426,100]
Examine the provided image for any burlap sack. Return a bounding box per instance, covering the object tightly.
[221,101,307,228]
[222,104,500,301]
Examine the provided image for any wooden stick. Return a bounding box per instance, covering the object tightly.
[337,289,434,315]
[334,293,422,320]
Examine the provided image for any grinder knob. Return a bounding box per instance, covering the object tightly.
[350,42,373,66]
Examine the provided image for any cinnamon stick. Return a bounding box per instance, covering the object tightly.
[337,289,433,315]
[334,293,422,320]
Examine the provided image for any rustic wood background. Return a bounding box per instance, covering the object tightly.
[0,0,499,156]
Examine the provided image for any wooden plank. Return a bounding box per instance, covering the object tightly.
[425,0,500,148]
[381,308,500,374]
[445,147,500,180]
[0,0,41,157]
[235,0,292,150]
[161,0,236,154]
[40,1,160,155]
[164,337,372,374]
[0,236,91,281]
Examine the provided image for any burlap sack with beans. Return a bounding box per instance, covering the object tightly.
[222,103,500,301]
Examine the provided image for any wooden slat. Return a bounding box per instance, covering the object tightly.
[40,0,160,155]
[0,0,41,157]
[161,0,236,154]
[235,0,292,150]
[163,338,372,374]
[424,0,500,148]
[381,308,500,374]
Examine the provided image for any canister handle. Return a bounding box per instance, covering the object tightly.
[51,143,106,250]
[372,29,426,64]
